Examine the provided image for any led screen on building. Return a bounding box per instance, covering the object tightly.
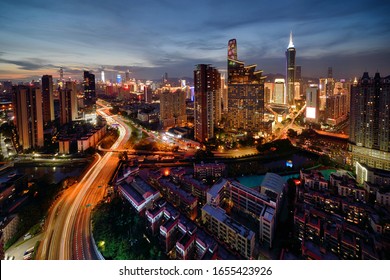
[306,106,316,119]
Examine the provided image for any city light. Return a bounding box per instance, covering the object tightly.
[0,4,389,274]
[306,107,316,119]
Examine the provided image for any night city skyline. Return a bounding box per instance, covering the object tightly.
[1,0,390,81]
[1,0,390,266]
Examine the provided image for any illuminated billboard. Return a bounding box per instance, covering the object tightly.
[228,39,237,60]
[306,106,316,119]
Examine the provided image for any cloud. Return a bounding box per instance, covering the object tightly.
[0,0,390,80]
[0,58,56,71]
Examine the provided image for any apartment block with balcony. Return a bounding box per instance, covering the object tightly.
[201,204,255,259]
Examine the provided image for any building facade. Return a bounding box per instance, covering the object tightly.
[227,39,266,134]
[83,71,96,108]
[286,32,296,107]
[59,81,78,125]
[305,84,319,123]
[13,85,44,150]
[159,88,187,129]
[41,75,54,125]
[350,72,390,171]
[194,64,221,142]
[274,79,286,105]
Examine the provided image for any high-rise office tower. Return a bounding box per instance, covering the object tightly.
[59,67,64,82]
[162,72,169,84]
[41,75,54,125]
[59,81,78,125]
[125,70,131,83]
[227,39,266,134]
[294,82,301,100]
[13,85,44,149]
[101,67,105,83]
[286,31,296,107]
[83,71,96,108]
[328,67,333,79]
[221,74,228,112]
[274,79,286,104]
[194,64,221,143]
[319,78,327,110]
[295,65,302,100]
[264,82,274,103]
[305,84,319,123]
[296,66,302,81]
[144,85,153,104]
[325,92,348,126]
[350,72,390,170]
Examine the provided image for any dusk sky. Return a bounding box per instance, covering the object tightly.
[1,0,390,81]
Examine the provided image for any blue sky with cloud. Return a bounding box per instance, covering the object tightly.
[0,0,389,80]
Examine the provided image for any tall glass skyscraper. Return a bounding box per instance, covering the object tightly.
[41,75,54,125]
[227,39,266,134]
[286,32,296,107]
[83,71,96,108]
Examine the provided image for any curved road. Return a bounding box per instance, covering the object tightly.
[37,101,131,260]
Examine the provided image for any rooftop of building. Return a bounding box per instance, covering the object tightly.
[119,182,144,205]
[360,164,390,178]
[131,177,158,197]
[158,178,197,204]
[161,218,178,232]
[303,240,339,260]
[119,175,158,204]
[261,173,285,195]
[202,204,255,240]
[330,171,356,182]
[163,202,180,220]
[229,180,271,203]
[177,233,195,249]
[146,205,165,218]
[208,178,228,199]
[181,175,209,191]
[195,229,218,251]
[178,215,197,235]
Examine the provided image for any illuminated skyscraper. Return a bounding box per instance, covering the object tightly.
[221,74,228,112]
[194,64,221,143]
[59,67,64,82]
[350,72,390,171]
[159,88,187,128]
[101,68,105,83]
[274,79,285,104]
[41,75,54,125]
[319,78,327,110]
[264,82,274,103]
[13,85,44,149]
[227,39,266,134]
[286,31,296,107]
[144,85,153,104]
[83,71,96,108]
[328,67,333,79]
[305,84,319,123]
[59,81,78,125]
